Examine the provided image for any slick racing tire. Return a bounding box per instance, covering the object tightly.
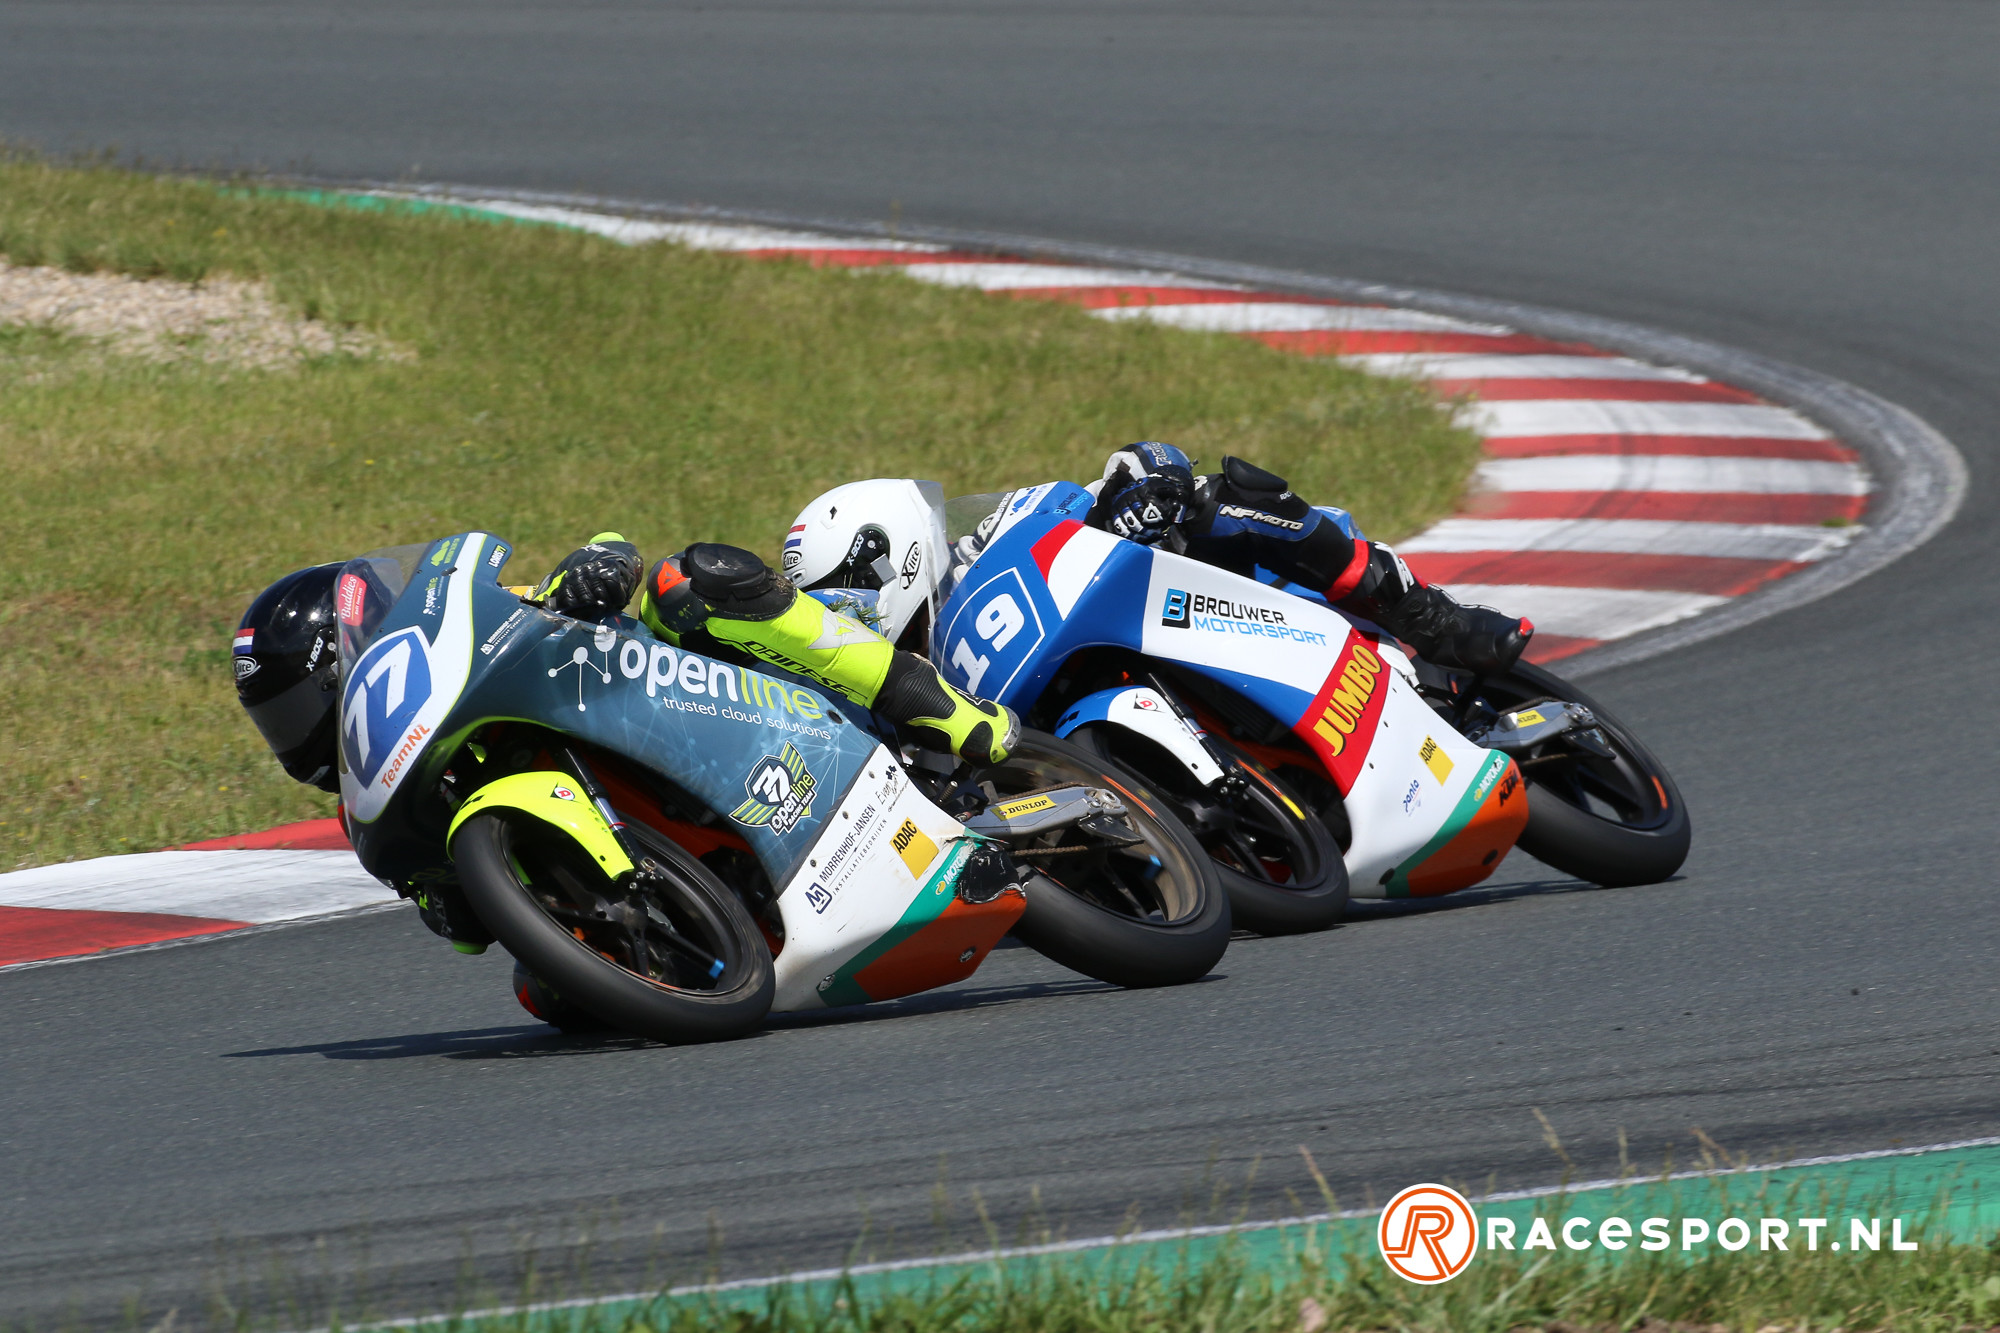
[455,812,774,1043]
[1480,661,1691,888]
[510,960,609,1034]
[991,731,1231,988]
[1073,724,1347,935]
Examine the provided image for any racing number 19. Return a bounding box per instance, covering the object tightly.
[949,592,1026,695]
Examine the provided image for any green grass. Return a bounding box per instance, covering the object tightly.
[180,1216,2000,1333]
[0,156,1481,867]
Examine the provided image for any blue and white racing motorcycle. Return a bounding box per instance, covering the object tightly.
[787,481,1690,936]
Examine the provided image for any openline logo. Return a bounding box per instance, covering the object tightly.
[1378,1183,1479,1284]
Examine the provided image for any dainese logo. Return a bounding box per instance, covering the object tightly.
[1378,1183,1479,1284]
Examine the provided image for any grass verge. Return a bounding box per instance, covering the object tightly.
[0,155,1479,867]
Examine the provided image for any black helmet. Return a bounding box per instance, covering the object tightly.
[234,563,343,792]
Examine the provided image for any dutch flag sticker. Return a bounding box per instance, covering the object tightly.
[232,629,256,655]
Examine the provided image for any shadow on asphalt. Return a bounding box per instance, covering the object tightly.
[217,974,1143,1060]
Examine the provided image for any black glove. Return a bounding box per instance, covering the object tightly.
[534,534,642,619]
[1090,442,1197,544]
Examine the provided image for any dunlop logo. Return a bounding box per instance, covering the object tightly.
[1311,643,1384,755]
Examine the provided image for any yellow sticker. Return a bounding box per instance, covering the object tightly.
[1419,735,1455,785]
[892,818,938,878]
[1513,708,1546,727]
[994,794,1058,821]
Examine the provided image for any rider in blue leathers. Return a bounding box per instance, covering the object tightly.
[1081,441,1532,674]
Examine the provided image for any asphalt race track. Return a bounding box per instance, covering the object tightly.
[3,2,1998,1323]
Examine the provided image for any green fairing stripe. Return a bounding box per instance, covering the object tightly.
[815,839,976,1008]
[1381,751,1512,899]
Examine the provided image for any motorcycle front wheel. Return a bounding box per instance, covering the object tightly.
[455,811,775,1043]
[983,731,1231,988]
[1476,661,1691,887]
[1071,724,1347,935]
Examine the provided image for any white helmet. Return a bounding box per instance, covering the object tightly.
[785,479,950,650]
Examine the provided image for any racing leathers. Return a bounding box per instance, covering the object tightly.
[534,534,1017,764]
[1086,443,1533,674]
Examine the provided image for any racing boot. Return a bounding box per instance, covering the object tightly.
[1381,584,1534,675]
[875,652,1019,766]
[663,544,1017,764]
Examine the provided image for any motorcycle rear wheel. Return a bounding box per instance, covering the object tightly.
[1071,725,1347,934]
[455,812,775,1043]
[1477,661,1691,887]
[987,731,1230,988]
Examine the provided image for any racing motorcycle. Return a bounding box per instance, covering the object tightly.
[917,484,1690,932]
[332,532,1230,1043]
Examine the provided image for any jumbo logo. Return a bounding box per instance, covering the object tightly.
[1310,640,1385,757]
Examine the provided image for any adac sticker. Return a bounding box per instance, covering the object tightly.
[893,818,939,880]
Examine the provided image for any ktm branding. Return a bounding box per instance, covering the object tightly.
[1311,642,1384,756]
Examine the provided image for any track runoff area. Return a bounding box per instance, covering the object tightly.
[0,194,1875,968]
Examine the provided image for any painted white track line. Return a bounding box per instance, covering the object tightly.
[7,186,1945,966]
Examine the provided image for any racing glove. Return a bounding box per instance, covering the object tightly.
[534,533,643,619]
[1090,442,1197,544]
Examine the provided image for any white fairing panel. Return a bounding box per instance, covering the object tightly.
[1138,550,1349,700]
[768,755,970,1012]
[1338,640,1499,895]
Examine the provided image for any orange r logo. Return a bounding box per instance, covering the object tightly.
[1377,1183,1479,1283]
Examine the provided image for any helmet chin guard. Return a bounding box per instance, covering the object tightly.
[785,479,951,650]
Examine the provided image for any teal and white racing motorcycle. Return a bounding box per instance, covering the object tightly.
[332,533,1229,1042]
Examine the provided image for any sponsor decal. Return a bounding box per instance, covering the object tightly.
[900,541,922,589]
[1419,735,1454,784]
[488,543,508,568]
[547,623,618,711]
[892,818,938,879]
[1402,778,1422,816]
[1378,1184,1478,1284]
[1512,707,1546,727]
[232,656,260,681]
[479,607,529,656]
[337,572,369,626]
[994,793,1057,821]
[804,882,833,913]
[1496,770,1521,807]
[1472,760,1502,802]
[550,784,577,802]
[731,743,819,835]
[341,627,434,786]
[232,629,256,654]
[376,722,432,790]
[421,576,443,617]
[1217,502,1305,532]
[428,536,462,568]
[1159,587,1327,645]
[1309,640,1386,758]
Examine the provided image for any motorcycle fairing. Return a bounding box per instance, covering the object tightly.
[339,532,883,894]
[934,493,1528,898]
[770,760,1022,1012]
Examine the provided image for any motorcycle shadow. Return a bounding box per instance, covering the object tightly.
[222,1024,657,1062]
[1336,872,1630,923]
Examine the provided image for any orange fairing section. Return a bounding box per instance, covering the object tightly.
[1405,760,1531,897]
[852,890,1027,1002]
